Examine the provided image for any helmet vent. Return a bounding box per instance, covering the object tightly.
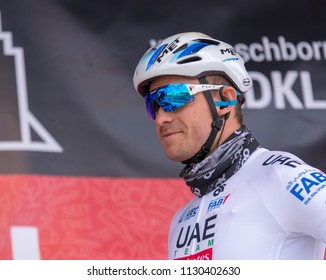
[197,39,220,46]
[177,56,202,64]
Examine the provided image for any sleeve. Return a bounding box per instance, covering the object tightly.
[250,150,326,243]
[276,163,326,243]
[316,219,326,244]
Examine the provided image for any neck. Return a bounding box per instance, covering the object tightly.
[210,120,241,154]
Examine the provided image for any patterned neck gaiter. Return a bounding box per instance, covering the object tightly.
[179,126,260,197]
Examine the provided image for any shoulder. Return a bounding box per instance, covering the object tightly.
[241,148,317,179]
[238,147,326,203]
[237,148,326,234]
[170,198,198,225]
[246,148,306,169]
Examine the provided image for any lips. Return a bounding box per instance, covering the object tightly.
[159,125,182,141]
[161,131,180,139]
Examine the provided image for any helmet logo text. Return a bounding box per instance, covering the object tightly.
[156,38,180,63]
[220,48,237,56]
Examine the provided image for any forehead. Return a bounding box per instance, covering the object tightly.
[149,75,199,91]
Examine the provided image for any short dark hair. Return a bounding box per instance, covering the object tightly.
[205,75,244,125]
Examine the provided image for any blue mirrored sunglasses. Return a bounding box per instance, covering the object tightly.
[145,83,238,120]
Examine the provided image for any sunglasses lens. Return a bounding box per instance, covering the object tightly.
[165,84,193,109]
[145,94,156,120]
[145,84,194,120]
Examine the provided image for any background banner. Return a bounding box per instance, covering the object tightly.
[0,0,325,259]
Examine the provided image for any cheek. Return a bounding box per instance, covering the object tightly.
[186,108,212,140]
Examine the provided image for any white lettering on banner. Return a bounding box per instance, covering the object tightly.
[10,226,41,260]
[244,72,272,108]
[244,71,326,110]
[272,71,304,109]
[235,36,326,62]
[235,36,326,110]
[300,72,326,109]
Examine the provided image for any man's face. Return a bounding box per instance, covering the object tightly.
[149,76,214,163]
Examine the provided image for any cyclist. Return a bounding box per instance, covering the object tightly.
[133,32,326,259]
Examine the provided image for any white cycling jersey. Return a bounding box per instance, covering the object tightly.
[168,148,326,259]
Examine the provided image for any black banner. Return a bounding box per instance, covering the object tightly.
[0,0,325,177]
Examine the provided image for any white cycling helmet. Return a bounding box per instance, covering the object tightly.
[133,32,252,96]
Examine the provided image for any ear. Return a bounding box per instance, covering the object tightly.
[213,86,238,116]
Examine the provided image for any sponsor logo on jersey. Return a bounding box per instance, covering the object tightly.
[207,194,230,212]
[176,214,217,249]
[262,154,304,168]
[172,214,216,259]
[286,169,326,204]
[174,247,213,260]
[178,206,199,223]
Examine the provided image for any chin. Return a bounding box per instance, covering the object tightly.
[166,155,182,162]
[165,152,189,163]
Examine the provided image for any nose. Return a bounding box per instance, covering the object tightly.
[155,107,174,125]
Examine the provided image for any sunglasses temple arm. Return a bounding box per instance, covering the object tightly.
[214,100,238,107]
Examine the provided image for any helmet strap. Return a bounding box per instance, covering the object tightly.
[182,77,225,165]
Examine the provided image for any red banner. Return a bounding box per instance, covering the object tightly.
[0,175,192,259]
